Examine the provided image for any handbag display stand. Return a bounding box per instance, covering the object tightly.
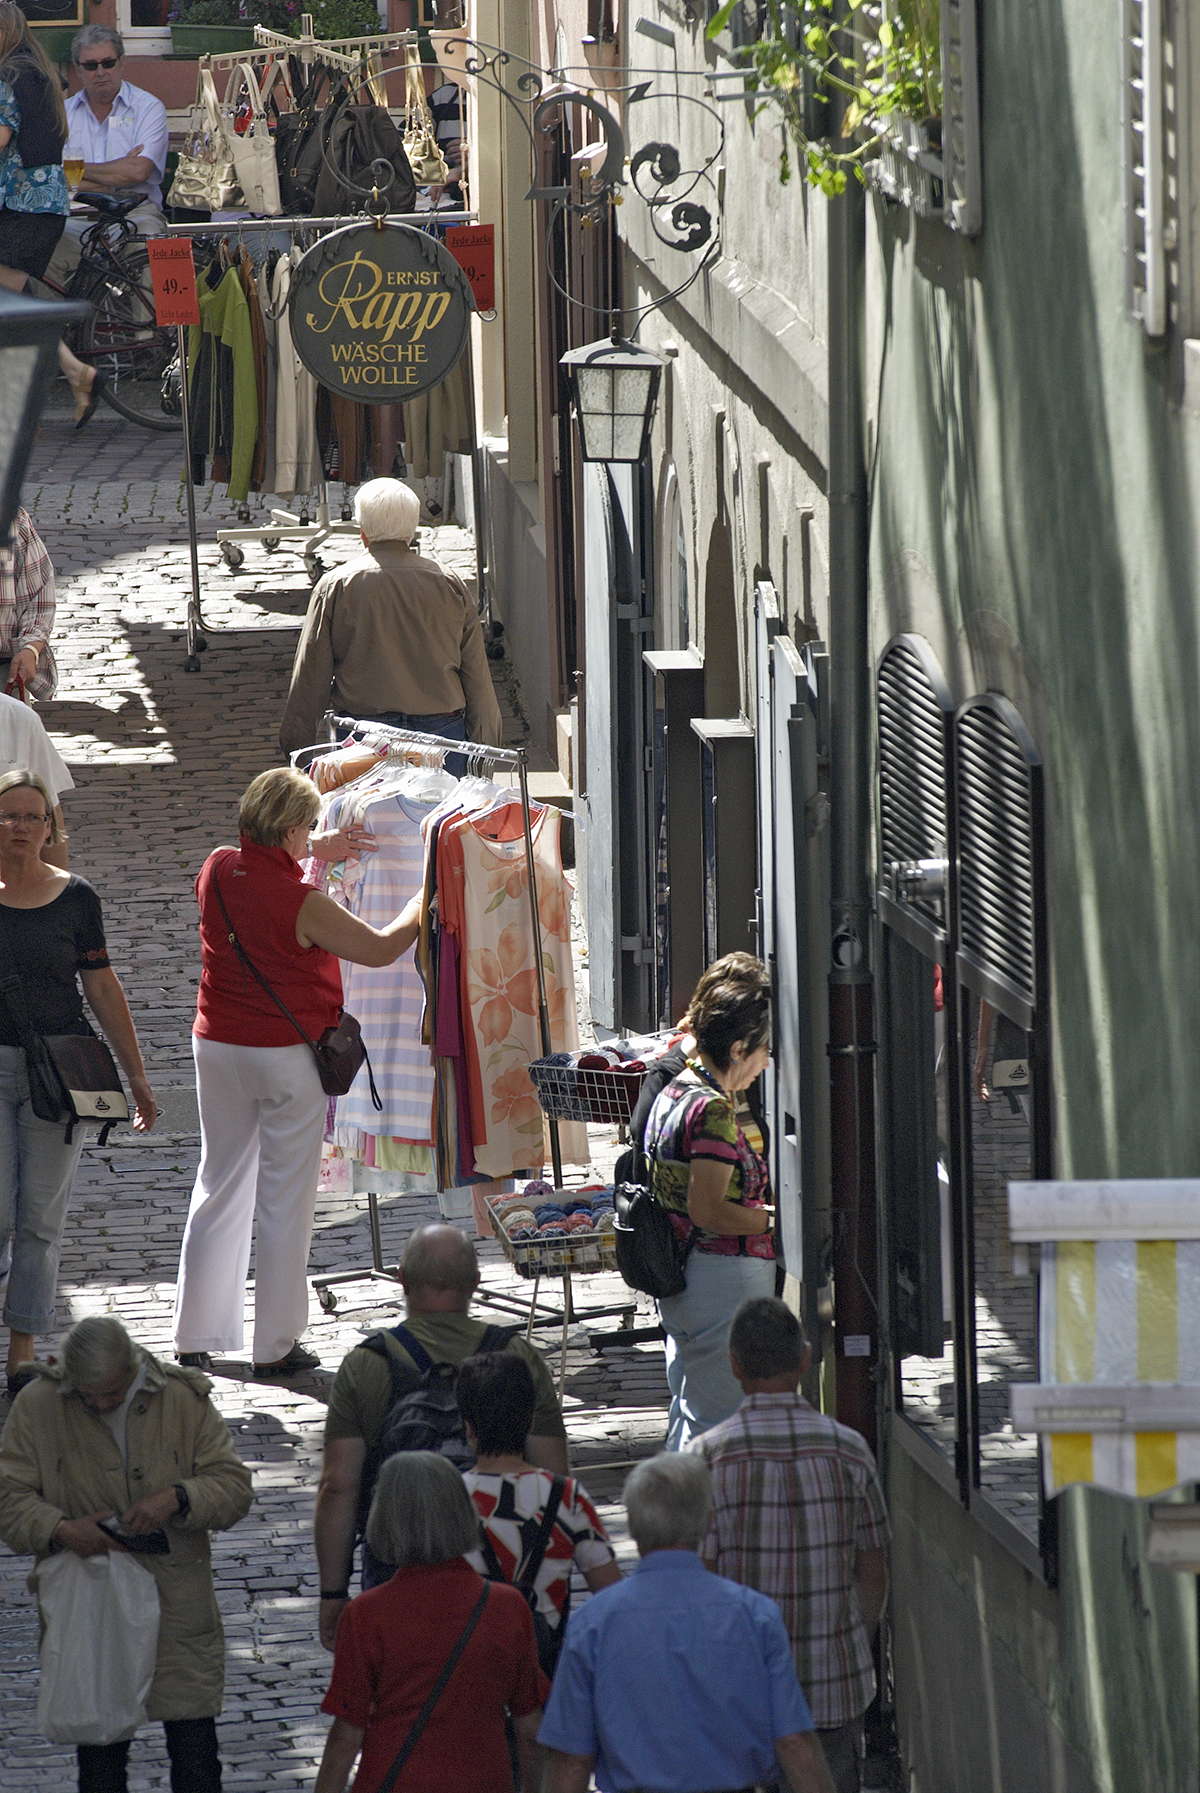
[166,20,482,671]
[300,718,637,1382]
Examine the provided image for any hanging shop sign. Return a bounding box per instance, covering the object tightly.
[289,222,474,404]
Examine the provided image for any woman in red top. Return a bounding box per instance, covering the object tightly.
[172,768,421,1376]
[316,1451,548,1793]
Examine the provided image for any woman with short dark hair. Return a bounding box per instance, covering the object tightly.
[172,767,422,1378]
[457,1351,619,1658]
[314,1452,548,1793]
[643,955,776,1448]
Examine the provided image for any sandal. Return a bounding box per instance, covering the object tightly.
[175,1351,214,1373]
[5,1363,38,1397]
[252,1341,321,1377]
[73,369,106,431]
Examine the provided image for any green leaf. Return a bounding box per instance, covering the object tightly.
[705,0,739,38]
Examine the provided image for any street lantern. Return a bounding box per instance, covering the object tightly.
[0,287,89,546]
[559,334,666,464]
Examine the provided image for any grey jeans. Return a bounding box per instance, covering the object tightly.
[0,1043,86,1334]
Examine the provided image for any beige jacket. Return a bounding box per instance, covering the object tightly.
[278,540,503,754]
[0,1354,253,1721]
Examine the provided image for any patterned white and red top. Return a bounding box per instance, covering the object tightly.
[463,1467,616,1626]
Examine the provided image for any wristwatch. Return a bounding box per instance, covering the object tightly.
[173,1482,190,1518]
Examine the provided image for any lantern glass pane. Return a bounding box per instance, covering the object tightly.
[0,343,37,476]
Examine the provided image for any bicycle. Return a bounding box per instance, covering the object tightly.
[39,198,181,433]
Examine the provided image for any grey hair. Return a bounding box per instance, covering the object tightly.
[59,1315,137,1392]
[72,23,125,60]
[624,1452,712,1555]
[364,1451,481,1566]
[355,478,420,545]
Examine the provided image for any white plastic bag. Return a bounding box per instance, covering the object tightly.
[34,1550,161,1745]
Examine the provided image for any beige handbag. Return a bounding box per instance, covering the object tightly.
[168,65,240,212]
[403,50,450,187]
[228,61,284,216]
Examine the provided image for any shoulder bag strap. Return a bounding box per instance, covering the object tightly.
[515,1474,566,1594]
[210,868,317,1052]
[376,1583,489,1793]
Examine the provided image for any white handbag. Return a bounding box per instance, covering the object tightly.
[228,60,285,217]
[168,65,240,213]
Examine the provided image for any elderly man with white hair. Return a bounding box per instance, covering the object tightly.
[0,1315,252,1793]
[539,1452,836,1793]
[278,478,502,758]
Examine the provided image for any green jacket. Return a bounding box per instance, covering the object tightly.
[0,1353,253,1720]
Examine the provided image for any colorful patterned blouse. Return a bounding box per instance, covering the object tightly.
[0,77,68,215]
[644,1060,775,1259]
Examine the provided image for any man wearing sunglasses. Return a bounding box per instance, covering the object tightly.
[42,25,168,288]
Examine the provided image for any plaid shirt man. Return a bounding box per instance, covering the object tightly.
[690,1391,889,1728]
[0,508,57,702]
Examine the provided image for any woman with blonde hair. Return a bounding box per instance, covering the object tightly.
[0,769,155,1395]
[0,3,97,423]
[172,767,422,1378]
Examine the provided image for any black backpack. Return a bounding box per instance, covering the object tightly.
[477,1475,569,1676]
[612,1180,694,1299]
[357,1321,519,1521]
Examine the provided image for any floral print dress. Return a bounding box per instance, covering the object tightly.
[0,79,68,215]
[438,800,586,1177]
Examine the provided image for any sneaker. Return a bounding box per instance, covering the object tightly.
[251,1341,321,1377]
[176,1351,214,1372]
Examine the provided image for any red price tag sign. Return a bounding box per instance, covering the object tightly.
[145,237,201,328]
[445,224,495,313]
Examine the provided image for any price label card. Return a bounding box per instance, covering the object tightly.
[145,238,201,328]
[444,224,495,313]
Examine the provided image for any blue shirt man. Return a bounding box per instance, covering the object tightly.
[539,1454,835,1793]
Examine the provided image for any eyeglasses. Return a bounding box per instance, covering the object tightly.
[78,55,120,70]
[0,812,51,827]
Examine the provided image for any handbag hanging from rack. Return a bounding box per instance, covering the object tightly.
[227,60,287,216]
[168,64,240,213]
[211,873,381,1106]
[313,75,418,217]
[0,914,129,1145]
[403,49,450,187]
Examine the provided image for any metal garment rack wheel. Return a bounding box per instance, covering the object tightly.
[170,210,478,668]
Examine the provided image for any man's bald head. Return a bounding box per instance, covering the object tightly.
[400,1224,480,1311]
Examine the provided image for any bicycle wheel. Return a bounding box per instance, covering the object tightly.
[74,244,182,432]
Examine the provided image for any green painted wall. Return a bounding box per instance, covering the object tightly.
[871,4,1200,1786]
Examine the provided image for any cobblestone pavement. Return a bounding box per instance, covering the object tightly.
[1,410,667,1789]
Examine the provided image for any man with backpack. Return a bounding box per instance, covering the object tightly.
[314,1224,568,1648]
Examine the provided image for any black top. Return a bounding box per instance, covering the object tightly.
[5,53,66,169]
[0,877,109,1047]
[627,1043,768,1175]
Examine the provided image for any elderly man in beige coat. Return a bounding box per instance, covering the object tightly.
[278,477,503,758]
[0,1314,253,1793]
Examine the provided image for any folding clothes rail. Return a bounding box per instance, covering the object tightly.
[167,211,477,671]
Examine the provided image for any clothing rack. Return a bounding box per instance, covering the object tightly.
[303,721,636,1370]
[169,211,478,669]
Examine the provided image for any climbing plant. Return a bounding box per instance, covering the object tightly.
[705,0,942,192]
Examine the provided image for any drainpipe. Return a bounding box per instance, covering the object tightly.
[825,163,877,1452]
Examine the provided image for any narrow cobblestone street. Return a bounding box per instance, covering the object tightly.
[0,407,668,1790]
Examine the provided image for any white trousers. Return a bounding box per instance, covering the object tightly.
[173,1036,326,1364]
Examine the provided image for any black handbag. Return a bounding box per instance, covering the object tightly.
[313,97,418,217]
[275,66,343,215]
[211,872,381,1106]
[0,928,129,1146]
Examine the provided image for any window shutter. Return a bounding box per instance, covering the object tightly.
[941,0,982,235]
[953,695,1044,1021]
[1123,0,1168,335]
[877,634,954,930]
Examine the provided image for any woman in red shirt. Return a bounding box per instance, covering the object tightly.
[172,768,421,1376]
[316,1451,548,1793]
